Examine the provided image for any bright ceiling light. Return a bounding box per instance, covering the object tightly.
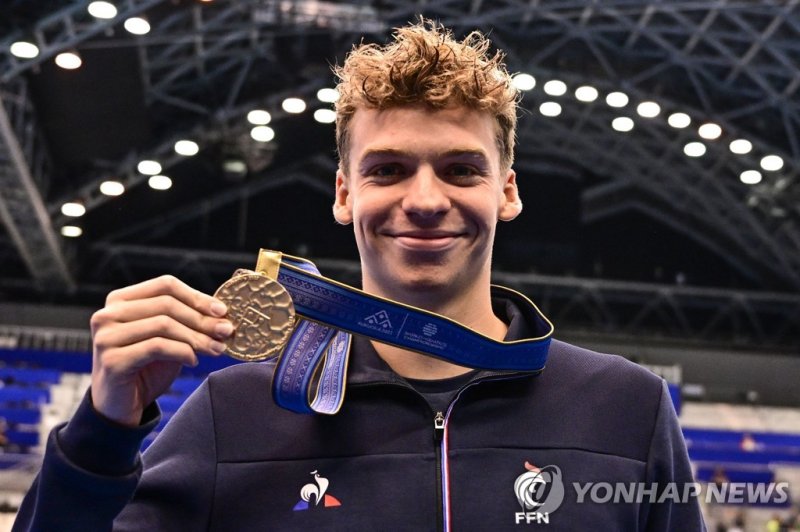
[137,160,162,175]
[739,170,762,185]
[282,98,306,114]
[124,17,150,35]
[636,101,661,118]
[100,180,125,196]
[10,41,39,59]
[539,102,562,117]
[61,226,83,238]
[313,109,336,124]
[684,142,706,157]
[543,80,567,96]
[223,159,247,176]
[174,140,199,156]
[148,175,172,190]
[316,88,340,103]
[247,109,271,125]
[87,1,118,19]
[698,122,722,140]
[250,125,275,142]
[611,117,634,132]
[511,73,536,91]
[61,202,86,217]
[55,52,82,70]
[574,86,598,102]
[667,112,691,129]
[605,91,629,108]
[729,139,752,155]
[760,154,784,171]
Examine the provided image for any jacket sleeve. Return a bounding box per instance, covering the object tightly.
[13,380,218,532]
[113,378,217,530]
[12,390,159,532]
[641,379,706,531]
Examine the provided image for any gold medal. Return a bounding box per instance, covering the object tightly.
[213,272,296,361]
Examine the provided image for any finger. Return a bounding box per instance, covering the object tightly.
[105,275,227,318]
[98,337,200,376]
[93,315,228,356]
[94,295,233,341]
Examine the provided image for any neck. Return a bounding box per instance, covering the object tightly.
[365,282,508,380]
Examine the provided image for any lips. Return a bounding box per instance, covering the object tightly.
[390,230,465,251]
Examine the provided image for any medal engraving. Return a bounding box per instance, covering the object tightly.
[213,273,295,361]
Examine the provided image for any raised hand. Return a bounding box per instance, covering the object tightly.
[89,275,233,426]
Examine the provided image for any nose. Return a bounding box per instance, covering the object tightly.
[401,167,451,218]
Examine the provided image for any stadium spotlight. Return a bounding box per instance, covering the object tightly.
[10,41,39,59]
[760,155,784,171]
[316,88,340,102]
[148,175,172,190]
[574,86,598,102]
[282,98,306,114]
[87,1,118,19]
[247,110,271,125]
[539,102,562,117]
[137,160,162,175]
[61,202,86,217]
[684,142,706,157]
[698,123,722,140]
[314,109,336,124]
[251,126,275,142]
[124,17,151,35]
[667,112,691,129]
[606,91,629,108]
[61,226,83,238]
[636,101,661,118]
[611,117,634,132]
[174,140,199,156]
[511,73,536,91]
[100,180,125,196]
[543,80,567,96]
[55,52,82,70]
[729,139,752,155]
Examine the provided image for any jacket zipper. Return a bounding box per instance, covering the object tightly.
[434,411,446,532]
[351,372,532,532]
[436,373,533,532]
[350,380,447,529]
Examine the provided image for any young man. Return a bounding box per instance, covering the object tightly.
[14,21,704,531]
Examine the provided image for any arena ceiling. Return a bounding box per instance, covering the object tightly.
[1,0,799,350]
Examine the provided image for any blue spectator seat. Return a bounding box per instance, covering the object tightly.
[0,387,50,404]
[0,367,61,385]
[0,407,40,425]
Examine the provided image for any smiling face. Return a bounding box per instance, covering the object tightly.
[333,105,522,305]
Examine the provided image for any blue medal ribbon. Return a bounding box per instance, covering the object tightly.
[260,250,554,414]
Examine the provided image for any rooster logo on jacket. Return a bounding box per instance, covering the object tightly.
[292,470,342,511]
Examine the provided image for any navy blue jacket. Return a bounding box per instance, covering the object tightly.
[14,293,704,531]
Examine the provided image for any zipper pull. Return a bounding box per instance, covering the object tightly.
[433,411,445,441]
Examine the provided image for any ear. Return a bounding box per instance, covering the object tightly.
[499,169,522,221]
[332,169,353,225]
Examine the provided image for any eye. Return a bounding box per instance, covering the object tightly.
[449,164,476,176]
[445,164,482,184]
[369,164,405,180]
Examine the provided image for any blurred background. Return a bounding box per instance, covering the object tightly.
[0,1,799,530]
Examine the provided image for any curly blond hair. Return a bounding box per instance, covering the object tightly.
[334,19,518,172]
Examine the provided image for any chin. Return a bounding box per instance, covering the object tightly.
[387,270,460,297]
